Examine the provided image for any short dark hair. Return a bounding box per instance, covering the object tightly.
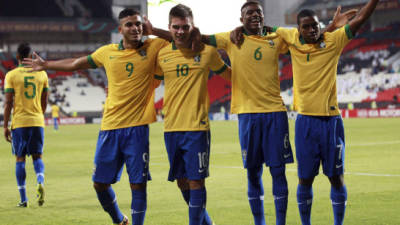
[17,43,31,59]
[241,0,261,12]
[169,4,193,23]
[118,8,140,20]
[297,9,317,25]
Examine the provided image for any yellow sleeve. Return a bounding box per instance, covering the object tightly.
[333,24,353,51]
[209,32,230,50]
[4,72,14,93]
[43,72,49,92]
[278,36,289,54]
[274,27,297,46]
[208,48,227,74]
[154,53,164,80]
[87,45,108,68]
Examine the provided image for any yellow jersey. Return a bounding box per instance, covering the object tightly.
[4,65,48,129]
[87,38,168,130]
[274,25,353,116]
[51,105,59,118]
[155,43,227,132]
[209,30,287,114]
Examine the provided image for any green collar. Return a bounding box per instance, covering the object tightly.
[18,64,26,67]
[172,41,177,50]
[299,34,324,45]
[118,40,125,50]
[243,27,268,37]
[118,40,144,50]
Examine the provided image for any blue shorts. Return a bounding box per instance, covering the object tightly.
[295,114,345,179]
[238,112,294,169]
[92,125,151,184]
[11,127,44,157]
[164,131,210,181]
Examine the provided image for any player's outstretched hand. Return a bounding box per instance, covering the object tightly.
[332,5,358,29]
[191,27,204,52]
[4,127,11,142]
[143,15,153,36]
[230,26,244,48]
[22,52,46,72]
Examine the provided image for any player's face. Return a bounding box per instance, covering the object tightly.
[241,4,264,35]
[169,16,194,48]
[118,15,143,43]
[298,16,321,44]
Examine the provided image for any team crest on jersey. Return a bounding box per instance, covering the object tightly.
[268,40,275,47]
[319,41,326,49]
[194,54,201,62]
[139,49,148,60]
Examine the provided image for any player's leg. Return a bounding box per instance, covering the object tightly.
[12,128,28,206]
[187,179,207,225]
[183,131,211,225]
[122,126,151,225]
[295,115,321,225]
[92,129,126,224]
[263,112,293,225]
[323,116,347,225]
[247,166,265,225]
[178,178,213,225]
[29,127,45,206]
[238,114,265,225]
[53,117,58,130]
[16,156,28,207]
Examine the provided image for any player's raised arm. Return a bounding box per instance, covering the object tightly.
[3,92,13,142]
[323,6,358,32]
[348,0,380,35]
[23,52,91,72]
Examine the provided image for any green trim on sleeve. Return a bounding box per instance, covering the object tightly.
[345,24,354,40]
[87,55,98,69]
[154,75,164,80]
[43,87,49,92]
[213,64,227,75]
[209,35,217,47]
[4,88,14,93]
[272,26,279,32]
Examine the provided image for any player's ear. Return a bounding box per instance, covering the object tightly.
[118,24,122,34]
[240,17,243,24]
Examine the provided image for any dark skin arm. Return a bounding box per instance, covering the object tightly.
[230,6,358,48]
[41,90,48,114]
[3,92,13,142]
[23,52,91,72]
[143,16,204,52]
[348,0,380,35]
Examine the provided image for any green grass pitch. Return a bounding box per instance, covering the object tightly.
[0,118,399,225]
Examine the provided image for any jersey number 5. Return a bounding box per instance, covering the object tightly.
[24,76,36,99]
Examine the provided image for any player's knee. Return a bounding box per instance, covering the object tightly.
[269,165,286,178]
[299,177,314,186]
[130,182,146,191]
[16,156,26,162]
[177,178,189,190]
[32,154,42,161]
[247,166,263,180]
[93,182,110,192]
[329,175,344,189]
[188,179,204,190]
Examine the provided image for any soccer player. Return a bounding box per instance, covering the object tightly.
[51,103,60,130]
[23,9,169,225]
[204,2,295,225]
[3,43,48,207]
[272,0,380,224]
[152,4,231,225]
